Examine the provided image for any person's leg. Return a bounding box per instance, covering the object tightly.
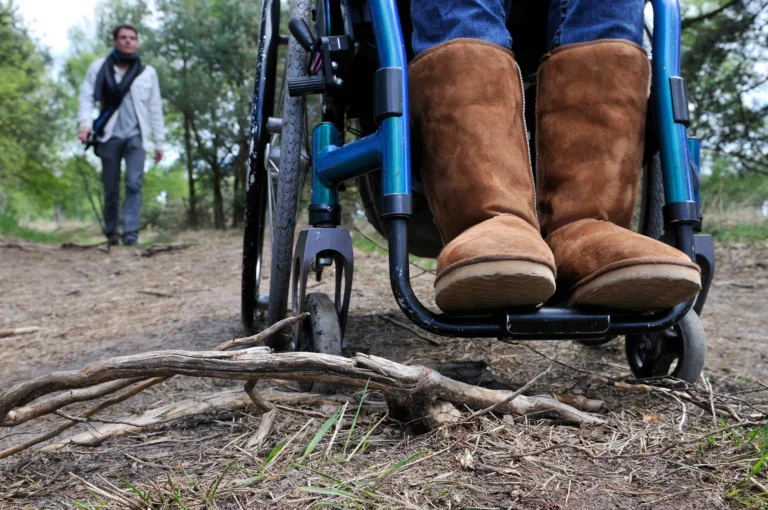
[535,0,701,310]
[411,0,512,56]
[98,138,124,244]
[546,0,644,50]
[409,1,556,311]
[121,135,146,245]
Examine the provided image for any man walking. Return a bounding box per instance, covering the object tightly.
[78,24,164,245]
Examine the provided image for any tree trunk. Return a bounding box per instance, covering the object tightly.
[212,161,225,230]
[231,140,247,229]
[183,115,198,229]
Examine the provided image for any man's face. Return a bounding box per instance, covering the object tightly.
[113,29,139,55]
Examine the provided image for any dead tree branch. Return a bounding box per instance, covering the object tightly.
[0,327,40,339]
[0,350,604,439]
[2,315,307,428]
[0,315,308,459]
[137,243,194,258]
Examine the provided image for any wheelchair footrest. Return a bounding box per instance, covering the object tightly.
[505,307,610,340]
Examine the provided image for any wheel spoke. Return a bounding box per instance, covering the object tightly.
[266,156,276,236]
[661,329,684,356]
[651,351,677,377]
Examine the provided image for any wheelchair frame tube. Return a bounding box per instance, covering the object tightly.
[310,0,411,209]
[312,123,381,206]
[650,0,699,258]
[650,0,695,206]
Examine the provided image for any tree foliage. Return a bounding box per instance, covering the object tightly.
[0,0,61,208]
[681,0,768,175]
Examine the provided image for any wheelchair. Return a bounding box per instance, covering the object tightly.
[241,0,716,384]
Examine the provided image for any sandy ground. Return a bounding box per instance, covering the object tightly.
[1,232,767,509]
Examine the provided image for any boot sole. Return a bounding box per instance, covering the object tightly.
[568,264,701,311]
[435,261,556,312]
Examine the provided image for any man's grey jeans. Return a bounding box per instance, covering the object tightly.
[96,135,145,244]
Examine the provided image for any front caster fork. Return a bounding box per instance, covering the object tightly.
[291,228,354,345]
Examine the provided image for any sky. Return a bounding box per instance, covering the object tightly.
[16,0,100,60]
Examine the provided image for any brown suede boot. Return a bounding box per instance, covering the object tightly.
[536,40,701,310]
[410,39,556,312]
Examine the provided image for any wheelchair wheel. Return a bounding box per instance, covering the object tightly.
[241,0,311,339]
[635,153,665,241]
[625,310,706,383]
[295,293,343,394]
[242,0,281,333]
[267,0,312,339]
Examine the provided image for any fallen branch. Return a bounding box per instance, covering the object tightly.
[60,241,108,251]
[0,377,166,459]
[0,314,308,459]
[552,393,605,413]
[137,243,194,258]
[3,315,306,428]
[247,408,278,449]
[137,289,175,298]
[49,388,369,450]
[0,326,40,339]
[0,242,32,251]
[42,389,254,450]
[0,349,604,440]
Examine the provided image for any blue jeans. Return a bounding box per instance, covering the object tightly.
[411,0,644,57]
[96,135,146,244]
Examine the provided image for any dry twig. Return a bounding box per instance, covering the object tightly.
[0,314,307,458]
[0,327,40,339]
[138,243,194,258]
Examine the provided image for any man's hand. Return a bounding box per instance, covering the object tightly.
[78,127,91,144]
[154,149,164,164]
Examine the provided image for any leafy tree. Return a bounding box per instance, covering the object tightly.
[0,0,61,212]
[681,0,768,176]
[149,0,263,230]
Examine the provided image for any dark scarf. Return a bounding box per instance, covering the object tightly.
[89,50,145,143]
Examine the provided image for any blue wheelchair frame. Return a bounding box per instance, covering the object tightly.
[293,0,712,340]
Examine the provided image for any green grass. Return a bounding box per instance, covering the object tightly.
[0,214,65,243]
[351,229,438,271]
[706,223,768,243]
[711,421,768,507]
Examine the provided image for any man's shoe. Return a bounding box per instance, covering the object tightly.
[410,39,556,312]
[536,40,700,310]
[122,238,139,246]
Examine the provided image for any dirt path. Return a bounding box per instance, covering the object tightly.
[1,234,767,509]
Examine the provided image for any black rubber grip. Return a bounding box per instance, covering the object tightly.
[288,76,325,97]
[670,77,691,126]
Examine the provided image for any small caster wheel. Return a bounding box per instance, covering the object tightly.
[625,310,706,383]
[577,336,617,347]
[294,293,343,394]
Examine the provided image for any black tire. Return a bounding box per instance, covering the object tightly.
[265,0,311,344]
[241,177,268,332]
[637,153,665,240]
[625,311,706,383]
[296,293,343,394]
[242,0,281,333]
